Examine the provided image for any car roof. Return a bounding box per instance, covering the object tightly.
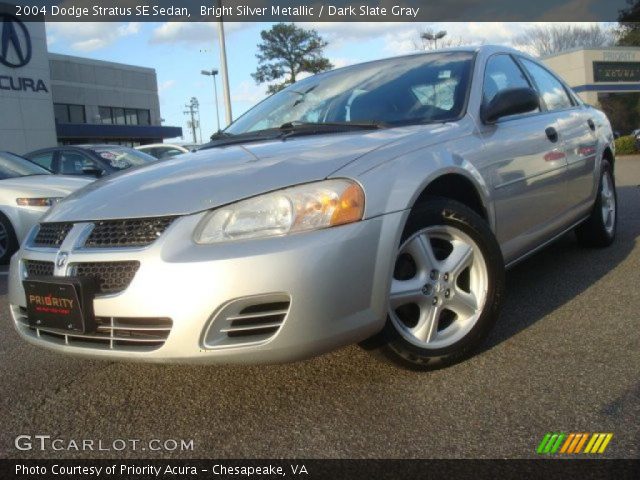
[75,144,132,149]
[138,143,185,149]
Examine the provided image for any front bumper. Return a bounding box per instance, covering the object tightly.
[8,210,406,364]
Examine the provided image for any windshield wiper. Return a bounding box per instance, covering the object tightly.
[198,129,282,150]
[198,121,387,150]
[209,130,234,140]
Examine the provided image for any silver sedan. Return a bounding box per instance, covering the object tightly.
[8,46,616,369]
[0,152,92,264]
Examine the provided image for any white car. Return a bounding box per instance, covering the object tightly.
[135,144,190,160]
[0,151,92,263]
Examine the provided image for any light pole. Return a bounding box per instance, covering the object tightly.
[217,0,232,126]
[183,97,200,144]
[421,30,447,50]
[201,68,221,132]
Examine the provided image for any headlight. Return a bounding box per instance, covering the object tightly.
[16,197,62,207]
[194,179,365,244]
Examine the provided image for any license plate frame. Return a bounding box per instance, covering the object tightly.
[24,277,97,333]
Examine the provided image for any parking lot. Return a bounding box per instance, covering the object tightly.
[0,158,638,460]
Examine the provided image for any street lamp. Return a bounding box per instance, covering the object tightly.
[217,0,232,125]
[201,68,221,132]
[421,30,447,49]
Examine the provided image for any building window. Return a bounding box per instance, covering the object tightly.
[54,103,86,124]
[99,106,113,124]
[125,109,138,125]
[138,109,150,125]
[98,107,152,126]
[69,105,86,123]
[113,107,126,125]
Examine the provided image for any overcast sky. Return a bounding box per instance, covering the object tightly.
[45,21,608,142]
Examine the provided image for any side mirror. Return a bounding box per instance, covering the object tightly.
[481,87,539,124]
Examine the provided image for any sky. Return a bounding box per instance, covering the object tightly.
[44,21,606,143]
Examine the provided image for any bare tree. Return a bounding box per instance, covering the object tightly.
[414,28,472,51]
[514,24,614,57]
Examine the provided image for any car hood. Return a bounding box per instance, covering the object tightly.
[0,175,92,197]
[44,128,428,221]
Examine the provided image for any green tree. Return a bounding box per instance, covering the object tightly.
[252,23,333,95]
[616,0,640,46]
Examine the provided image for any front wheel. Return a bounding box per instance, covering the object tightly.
[373,198,505,370]
[0,213,18,265]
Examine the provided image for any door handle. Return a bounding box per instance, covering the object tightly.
[545,127,559,143]
[587,118,596,131]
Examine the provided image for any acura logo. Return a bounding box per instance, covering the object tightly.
[0,13,32,68]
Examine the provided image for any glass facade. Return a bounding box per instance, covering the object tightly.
[53,103,86,124]
[99,106,151,126]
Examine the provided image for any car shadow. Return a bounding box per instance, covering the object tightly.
[480,184,639,352]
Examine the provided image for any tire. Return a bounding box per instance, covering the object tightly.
[575,160,617,248]
[369,197,505,370]
[0,213,18,265]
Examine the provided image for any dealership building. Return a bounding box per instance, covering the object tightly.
[543,47,640,104]
[0,4,181,155]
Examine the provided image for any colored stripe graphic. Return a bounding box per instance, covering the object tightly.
[560,433,575,453]
[597,434,613,453]
[537,433,613,454]
[574,433,589,453]
[537,433,552,454]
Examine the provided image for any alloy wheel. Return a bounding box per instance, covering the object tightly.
[389,226,489,350]
[601,171,616,235]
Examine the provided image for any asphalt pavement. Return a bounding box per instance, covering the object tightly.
[1,158,639,459]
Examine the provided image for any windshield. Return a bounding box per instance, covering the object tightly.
[0,152,50,179]
[226,51,475,135]
[91,147,156,170]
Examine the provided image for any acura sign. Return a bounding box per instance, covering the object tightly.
[0,12,31,68]
[0,11,47,92]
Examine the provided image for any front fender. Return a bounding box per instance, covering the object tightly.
[336,135,495,233]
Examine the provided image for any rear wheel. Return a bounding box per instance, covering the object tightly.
[373,198,505,370]
[575,160,616,248]
[0,213,18,265]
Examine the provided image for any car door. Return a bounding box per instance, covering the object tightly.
[475,54,569,263]
[518,58,598,216]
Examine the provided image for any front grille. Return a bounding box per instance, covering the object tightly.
[204,295,290,348]
[23,260,139,295]
[13,306,171,351]
[69,261,140,295]
[33,223,72,248]
[85,217,175,248]
[24,260,54,277]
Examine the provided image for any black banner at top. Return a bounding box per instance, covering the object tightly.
[1,0,637,22]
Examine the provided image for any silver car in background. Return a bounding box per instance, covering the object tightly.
[0,152,92,264]
[8,46,616,369]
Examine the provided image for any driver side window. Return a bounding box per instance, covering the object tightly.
[483,55,533,107]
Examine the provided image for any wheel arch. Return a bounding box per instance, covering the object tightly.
[602,146,614,173]
[411,171,494,230]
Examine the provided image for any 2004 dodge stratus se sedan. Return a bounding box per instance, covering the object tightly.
[9,46,617,369]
